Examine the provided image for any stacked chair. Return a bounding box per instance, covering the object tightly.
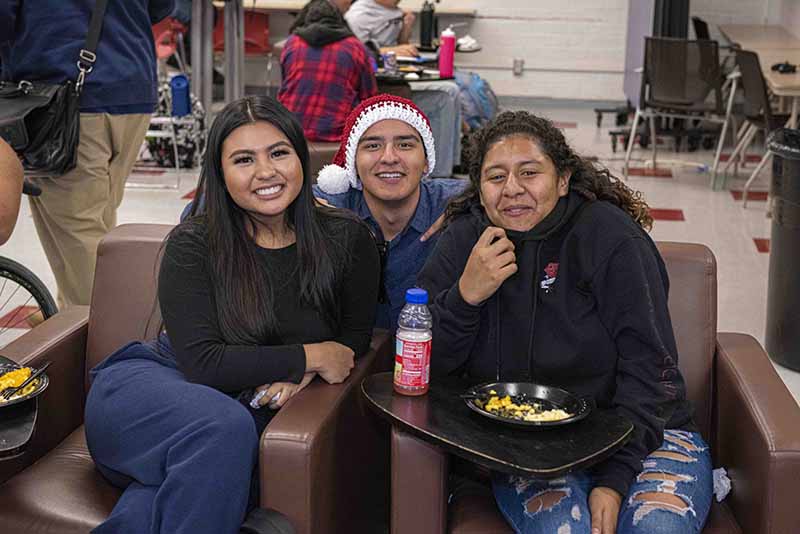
[721,49,789,205]
[623,37,738,186]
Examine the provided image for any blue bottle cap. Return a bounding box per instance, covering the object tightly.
[405,288,428,304]
[170,73,189,89]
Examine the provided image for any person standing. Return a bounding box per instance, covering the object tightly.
[1,0,174,309]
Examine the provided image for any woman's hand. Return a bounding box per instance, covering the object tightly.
[458,227,517,305]
[588,486,622,534]
[255,372,316,409]
[304,341,355,384]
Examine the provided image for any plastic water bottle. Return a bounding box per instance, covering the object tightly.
[170,74,191,117]
[438,26,456,79]
[394,288,433,396]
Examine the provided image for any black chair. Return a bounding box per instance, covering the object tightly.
[692,15,738,84]
[691,16,711,40]
[720,49,789,204]
[623,37,737,185]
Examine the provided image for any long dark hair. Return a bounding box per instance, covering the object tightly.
[445,111,653,230]
[166,96,354,344]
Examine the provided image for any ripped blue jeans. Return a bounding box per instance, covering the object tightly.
[492,430,712,534]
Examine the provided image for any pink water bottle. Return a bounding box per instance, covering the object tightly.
[438,27,455,78]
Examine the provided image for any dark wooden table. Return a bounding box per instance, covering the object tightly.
[0,356,37,458]
[362,372,633,478]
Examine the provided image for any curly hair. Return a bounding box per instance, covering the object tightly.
[445,111,653,231]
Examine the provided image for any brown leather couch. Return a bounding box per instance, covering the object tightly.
[389,242,800,534]
[0,224,392,534]
[308,141,339,183]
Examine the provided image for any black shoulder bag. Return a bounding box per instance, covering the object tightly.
[0,0,109,176]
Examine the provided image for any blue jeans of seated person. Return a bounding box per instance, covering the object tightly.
[85,340,260,534]
[492,430,712,534]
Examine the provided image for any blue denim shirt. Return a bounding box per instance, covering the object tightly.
[314,178,467,330]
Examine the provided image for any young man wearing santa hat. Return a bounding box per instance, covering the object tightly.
[314,94,466,330]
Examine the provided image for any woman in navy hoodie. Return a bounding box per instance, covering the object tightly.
[418,111,711,534]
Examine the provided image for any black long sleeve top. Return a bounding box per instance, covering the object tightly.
[417,193,694,498]
[158,215,380,393]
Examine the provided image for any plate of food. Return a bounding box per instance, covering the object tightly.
[0,359,49,408]
[463,381,592,428]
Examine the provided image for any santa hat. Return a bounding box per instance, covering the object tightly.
[316,94,436,194]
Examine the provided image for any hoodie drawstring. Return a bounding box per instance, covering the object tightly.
[526,240,543,380]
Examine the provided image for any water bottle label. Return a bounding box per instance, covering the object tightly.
[394,338,431,388]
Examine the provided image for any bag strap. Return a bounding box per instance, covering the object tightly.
[75,0,110,92]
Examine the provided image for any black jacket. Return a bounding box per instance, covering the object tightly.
[417,192,694,497]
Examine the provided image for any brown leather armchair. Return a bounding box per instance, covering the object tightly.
[389,242,800,534]
[308,141,339,183]
[0,224,392,534]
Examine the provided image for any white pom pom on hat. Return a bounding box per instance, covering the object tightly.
[316,164,354,194]
[315,94,436,194]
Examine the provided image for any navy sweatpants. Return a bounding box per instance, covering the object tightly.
[84,342,259,534]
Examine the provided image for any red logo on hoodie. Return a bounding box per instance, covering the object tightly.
[541,262,559,293]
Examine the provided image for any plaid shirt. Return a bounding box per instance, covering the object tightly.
[278,34,377,142]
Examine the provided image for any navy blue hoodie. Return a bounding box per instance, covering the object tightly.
[1,0,174,113]
[417,192,695,497]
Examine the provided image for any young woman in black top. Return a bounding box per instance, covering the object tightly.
[84,97,380,534]
[418,111,711,534]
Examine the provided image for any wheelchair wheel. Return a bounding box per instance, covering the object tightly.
[0,257,57,344]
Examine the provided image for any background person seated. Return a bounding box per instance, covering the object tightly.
[278,0,377,142]
[345,0,462,177]
[344,0,418,57]
[314,94,466,330]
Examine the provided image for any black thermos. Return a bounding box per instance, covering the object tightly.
[420,1,435,49]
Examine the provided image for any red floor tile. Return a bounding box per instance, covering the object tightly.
[553,121,577,129]
[730,190,768,202]
[718,154,763,163]
[0,305,40,330]
[182,189,197,200]
[648,208,685,221]
[754,238,770,253]
[628,167,673,178]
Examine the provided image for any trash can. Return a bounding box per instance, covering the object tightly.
[765,129,800,370]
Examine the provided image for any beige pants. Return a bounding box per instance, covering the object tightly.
[29,112,150,309]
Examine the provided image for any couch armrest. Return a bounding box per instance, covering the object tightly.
[391,428,449,534]
[0,306,89,483]
[259,330,393,534]
[714,332,800,534]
